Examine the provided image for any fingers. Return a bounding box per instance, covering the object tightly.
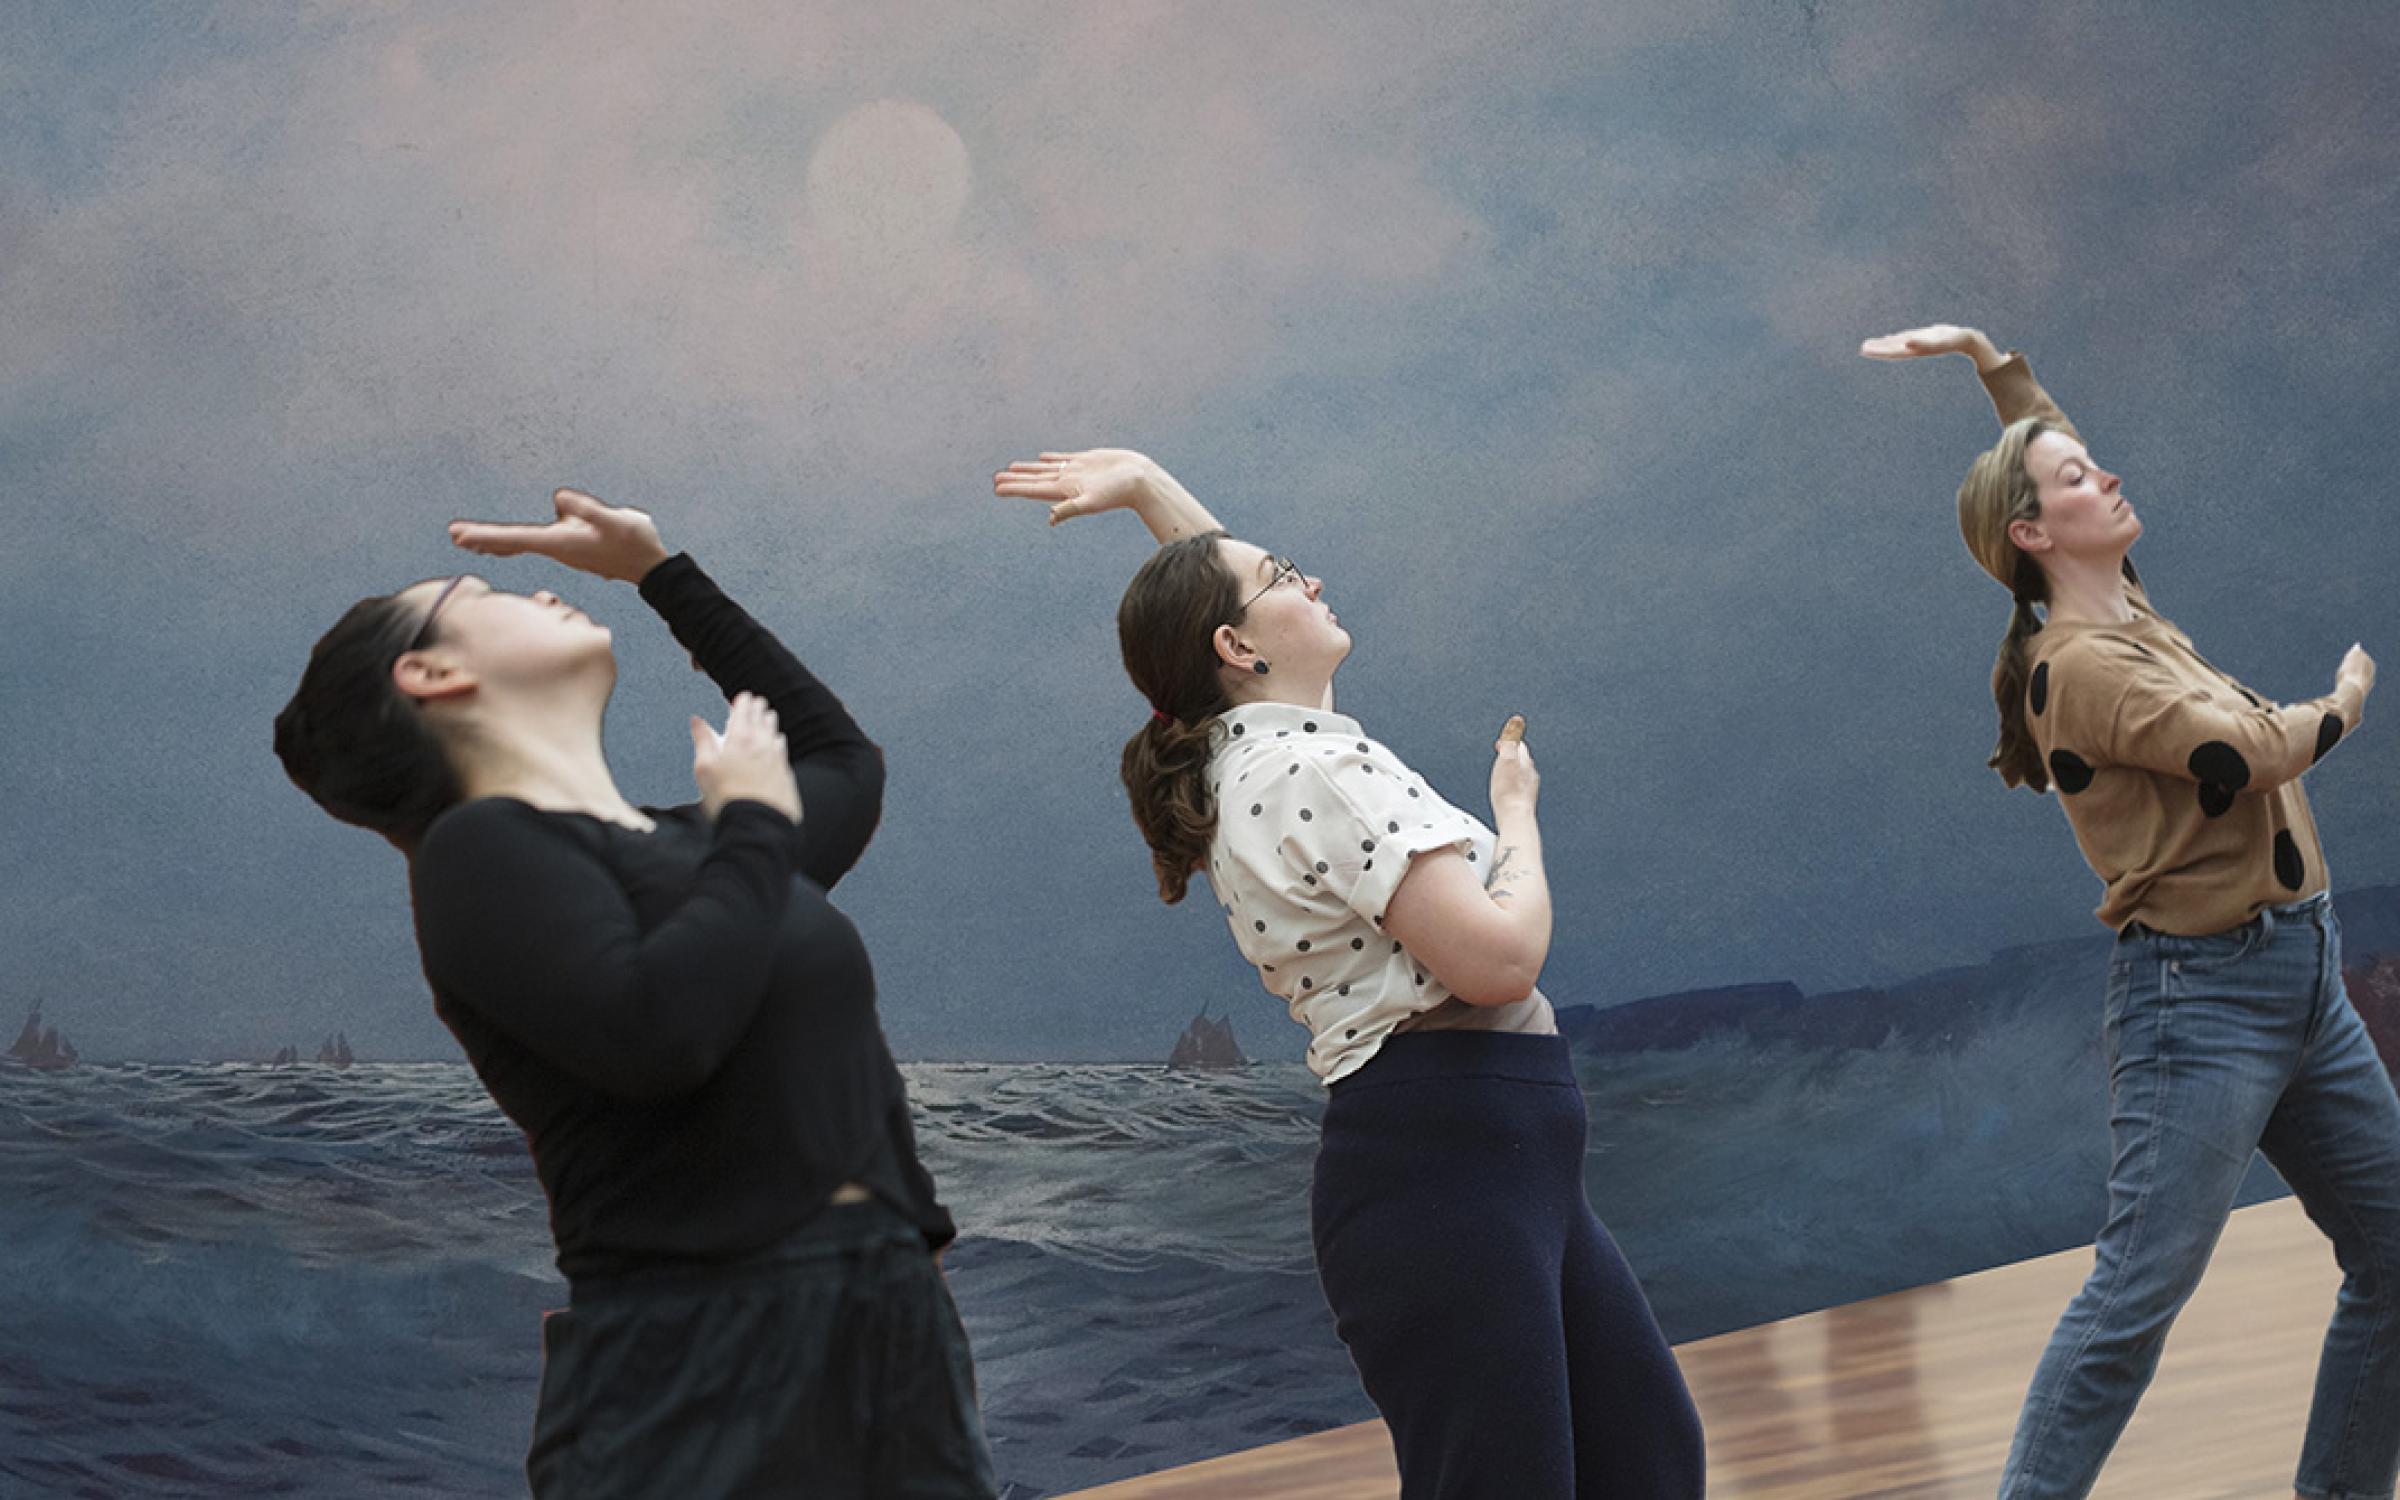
[1497,714,1525,745]
[553,487,608,521]
[993,475,1073,500]
[449,520,546,555]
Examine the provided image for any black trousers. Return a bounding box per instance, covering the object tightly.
[1311,1031,1706,1499]
[528,1200,996,1498]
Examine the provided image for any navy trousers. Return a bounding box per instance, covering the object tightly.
[1311,1031,1705,1499]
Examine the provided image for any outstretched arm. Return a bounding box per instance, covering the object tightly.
[994,449,1222,545]
[1860,323,2083,438]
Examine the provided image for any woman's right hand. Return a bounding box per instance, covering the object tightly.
[691,692,802,824]
[992,449,1163,527]
[2340,644,2377,700]
[1490,715,1539,819]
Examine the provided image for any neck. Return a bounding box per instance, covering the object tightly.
[446,698,646,825]
[2040,553,2137,627]
[1224,674,1336,714]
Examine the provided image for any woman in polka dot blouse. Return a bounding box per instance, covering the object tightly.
[996,449,1704,1498]
[1866,325,2400,1500]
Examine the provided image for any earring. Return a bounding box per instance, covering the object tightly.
[1253,660,1271,675]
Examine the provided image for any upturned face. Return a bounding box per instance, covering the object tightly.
[392,574,615,700]
[2014,430,2142,564]
[1213,537,1350,680]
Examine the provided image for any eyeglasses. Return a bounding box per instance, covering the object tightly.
[407,575,470,653]
[1240,555,1306,614]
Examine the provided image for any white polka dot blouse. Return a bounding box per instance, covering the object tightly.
[1201,700,1555,1083]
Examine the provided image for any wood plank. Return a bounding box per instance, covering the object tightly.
[1061,1195,2337,1499]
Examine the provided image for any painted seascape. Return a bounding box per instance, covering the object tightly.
[9,886,2396,1496]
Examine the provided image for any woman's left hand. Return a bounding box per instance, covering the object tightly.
[993,449,1162,527]
[449,488,671,584]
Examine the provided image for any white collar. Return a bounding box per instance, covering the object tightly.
[1216,700,1364,740]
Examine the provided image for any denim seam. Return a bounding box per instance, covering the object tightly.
[2011,956,2171,1493]
[2277,1070,2393,1498]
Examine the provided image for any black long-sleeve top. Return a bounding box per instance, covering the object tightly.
[408,553,954,1283]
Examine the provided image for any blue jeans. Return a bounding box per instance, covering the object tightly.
[2001,893,2400,1500]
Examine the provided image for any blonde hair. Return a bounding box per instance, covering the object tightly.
[1957,416,2156,791]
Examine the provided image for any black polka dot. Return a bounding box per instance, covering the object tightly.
[1467,851,1478,862]
[2314,714,2345,765]
[2197,782,2236,819]
[1303,721,1318,732]
[1254,920,1266,932]
[1339,988,1352,999]
[1407,787,1420,798]
[1263,964,1275,972]
[1297,940,1312,952]
[1362,840,1376,853]
[1360,764,1373,774]
[1299,809,1313,822]
[1344,1026,1356,1037]
[1357,742,1369,753]
[1351,938,1365,950]
[1315,860,1329,873]
[1301,977,1313,990]
[1303,874,1317,885]
[1277,730,1289,738]
[1387,820,1400,833]
[1413,971,1425,986]
[2049,749,2096,795]
[1288,764,1299,776]
[1250,804,1263,816]
[2187,742,2251,791]
[2028,662,2049,716]
[1363,859,1373,871]
[1239,772,1249,782]
[1231,723,1246,736]
[1392,940,1402,953]
[2274,830,2306,890]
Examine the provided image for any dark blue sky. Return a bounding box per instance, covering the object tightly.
[4,2,2395,1063]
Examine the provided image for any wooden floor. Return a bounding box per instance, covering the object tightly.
[1061,1195,2340,1499]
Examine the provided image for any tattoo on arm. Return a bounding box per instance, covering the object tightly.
[1487,845,1525,902]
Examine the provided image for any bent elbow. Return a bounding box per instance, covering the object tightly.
[1450,957,1542,1009]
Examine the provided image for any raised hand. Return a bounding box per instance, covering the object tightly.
[2341,644,2377,701]
[1859,324,2004,369]
[450,488,672,585]
[992,449,1165,527]
[1490,715,1539,818]
[690,692,803,825]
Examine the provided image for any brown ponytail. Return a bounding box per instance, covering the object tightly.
[1115,532,1243,903]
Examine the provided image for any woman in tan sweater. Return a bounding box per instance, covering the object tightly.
[1865,325,2398,1500]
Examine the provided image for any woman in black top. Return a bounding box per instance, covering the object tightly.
[272,487,995,1498]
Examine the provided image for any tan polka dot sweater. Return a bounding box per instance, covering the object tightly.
[1981,355,2369,936]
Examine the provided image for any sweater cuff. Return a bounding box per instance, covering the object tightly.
[1978,351,2040,426]
[635,550,707,606]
